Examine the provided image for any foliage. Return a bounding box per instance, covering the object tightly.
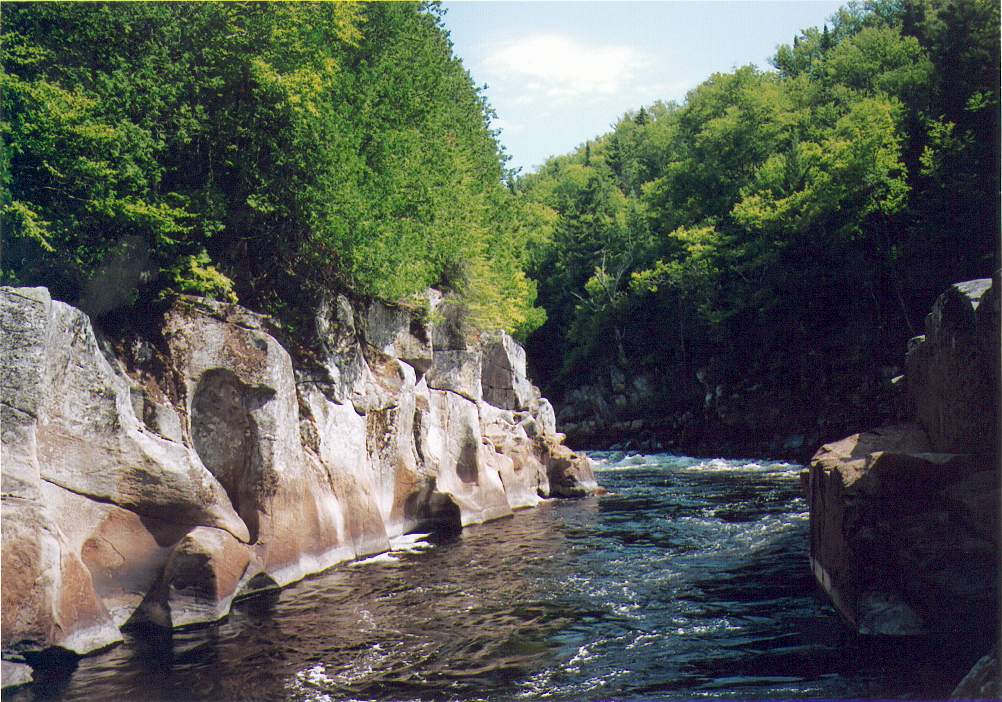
[521,0,998,392]
[2,2,542,334]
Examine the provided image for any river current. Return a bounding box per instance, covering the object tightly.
[15,452,978,701]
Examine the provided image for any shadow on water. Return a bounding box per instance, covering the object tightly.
[9,452,982,701]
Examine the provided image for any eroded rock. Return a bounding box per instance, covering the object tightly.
[545,440,600,498]
[1,286,599,668]
[138,527,251,629]
[1,660,34,690]
[807,278,999,641]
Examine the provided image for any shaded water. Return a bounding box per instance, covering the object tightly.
[14,453,979,701]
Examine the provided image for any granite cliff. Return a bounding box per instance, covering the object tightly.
[804,276,999,695]
[0,287,598,686]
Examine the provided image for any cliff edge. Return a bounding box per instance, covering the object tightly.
[805,276,999,694]
[0,287,599,684]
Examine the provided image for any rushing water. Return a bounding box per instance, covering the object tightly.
[14,453,980,701]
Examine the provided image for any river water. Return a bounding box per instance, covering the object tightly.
[15,453,978,701]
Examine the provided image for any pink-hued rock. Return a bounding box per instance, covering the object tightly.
[137,526,251,629]
[545,440,601,498]
[1,285,600,667]
[807,279,999,639]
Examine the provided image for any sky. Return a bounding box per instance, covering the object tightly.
[441,1,846,174]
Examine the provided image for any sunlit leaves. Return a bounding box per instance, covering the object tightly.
[3,2,543,333]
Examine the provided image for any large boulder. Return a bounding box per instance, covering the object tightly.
[807,278,999,640]
[808,428,996,636]
[905,278,997,453]
[545,440,600,498]
[137,527,251,629]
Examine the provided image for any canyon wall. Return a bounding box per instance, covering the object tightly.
[0,287,598,683]
[806,277,998,640]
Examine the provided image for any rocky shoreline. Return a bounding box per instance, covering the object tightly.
[0,288,599,689]
[805,277,999,696]
[2,279,997,696]
[552,361,904,464]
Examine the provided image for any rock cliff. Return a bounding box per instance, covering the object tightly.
[553,356,903,461]
[805,277,998,642]
[0,287,598,682]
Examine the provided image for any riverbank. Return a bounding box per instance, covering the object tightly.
[6,452,986,701]
[0,287,599,688]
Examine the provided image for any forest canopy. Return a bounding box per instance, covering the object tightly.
[1,2,544,334]
[518,0,999,394]
[1,0,998,375]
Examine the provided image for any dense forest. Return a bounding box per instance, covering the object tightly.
[2,0,999,451]
[518,0,999,450]
[2,2,544,334]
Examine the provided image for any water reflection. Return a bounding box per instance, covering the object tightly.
[11,453,983,701]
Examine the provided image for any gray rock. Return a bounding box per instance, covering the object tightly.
[363,300,433,374]
[906,279,996,453]
[0,286,600,663]
[481,332,533,410]
[534,398,557,436]
[426,349,482,402]
[1,660,33,690]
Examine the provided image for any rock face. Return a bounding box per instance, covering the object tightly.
[905,279,998,454]
[553,359,903,462]
[952,648,1000,700]
[806,278,999,639]
[0,287,598,671]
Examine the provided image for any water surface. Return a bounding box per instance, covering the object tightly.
[15,453,978,700]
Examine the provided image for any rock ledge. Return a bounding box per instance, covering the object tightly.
[1,288,599,674]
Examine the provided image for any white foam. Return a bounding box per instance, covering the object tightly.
[350,552,399,566]
[388,532,434,554]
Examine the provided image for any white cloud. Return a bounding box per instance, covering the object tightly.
[482,34,647,100]
[490,117,525,136]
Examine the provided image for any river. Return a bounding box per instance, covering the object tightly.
[13,452,975,701]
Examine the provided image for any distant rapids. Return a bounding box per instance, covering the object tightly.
[16,453,974,701]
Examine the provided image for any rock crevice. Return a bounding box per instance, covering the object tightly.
[0,287,600,678]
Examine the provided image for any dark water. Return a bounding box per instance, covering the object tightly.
[15,453,981,701]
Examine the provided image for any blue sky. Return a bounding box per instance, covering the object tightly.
[441,1,846,173]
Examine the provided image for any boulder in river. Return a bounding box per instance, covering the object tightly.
[806,278,999,639]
